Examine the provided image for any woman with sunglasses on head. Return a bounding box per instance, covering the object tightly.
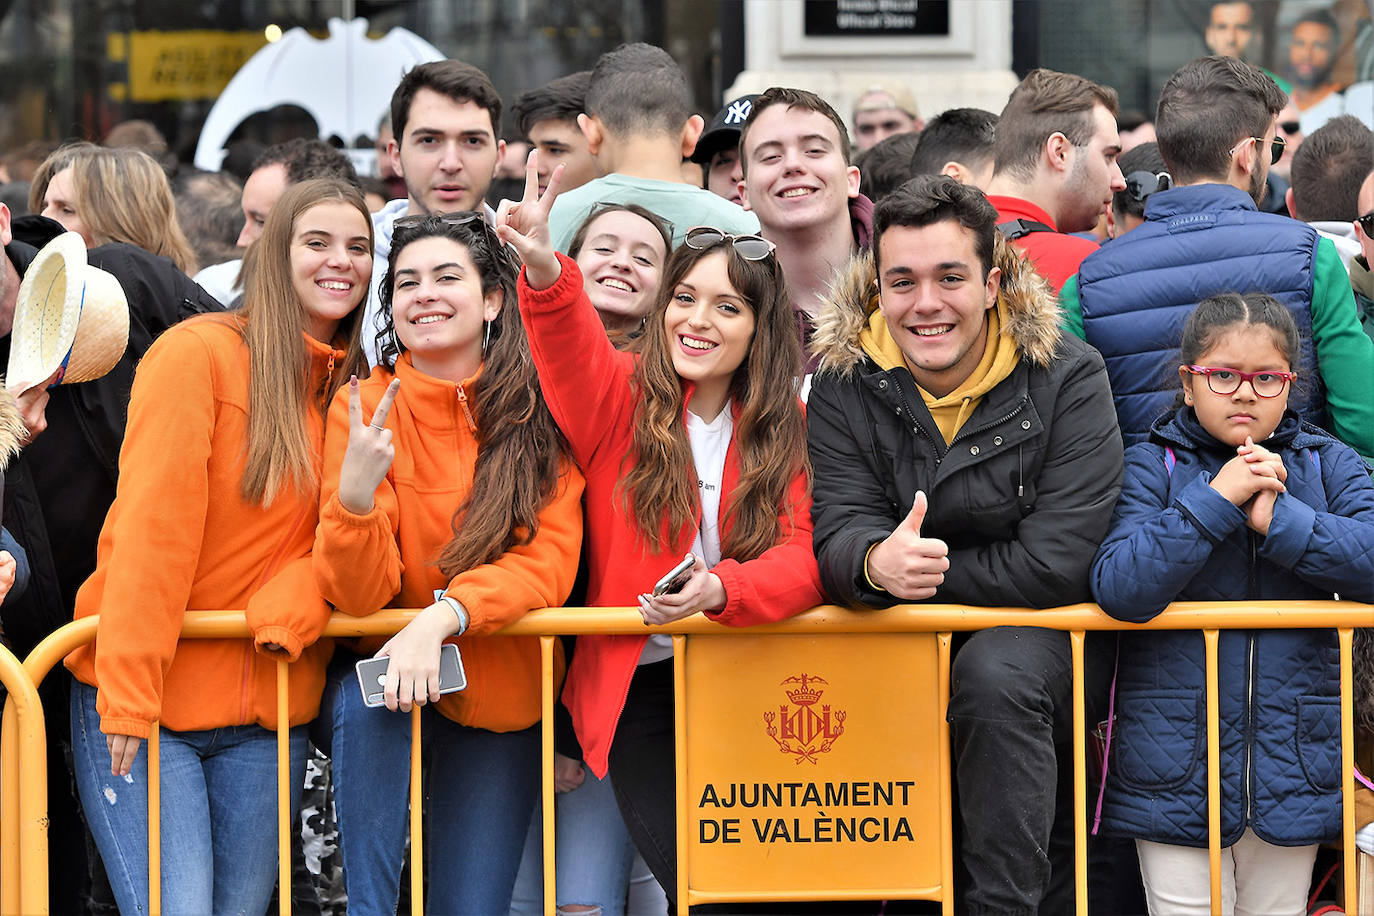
[64,178,371,914]
[498,153,824,903]
[312,211,584,914]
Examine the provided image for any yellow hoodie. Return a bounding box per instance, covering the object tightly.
[858,296,1020,443]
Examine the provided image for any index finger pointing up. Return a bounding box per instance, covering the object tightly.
[347,376,363,430]
[522,148,541,206]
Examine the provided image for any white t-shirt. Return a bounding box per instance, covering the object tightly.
[639,405,734,665]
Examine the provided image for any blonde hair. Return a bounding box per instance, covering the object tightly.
[30,143,198,273]
[237,178,370,504]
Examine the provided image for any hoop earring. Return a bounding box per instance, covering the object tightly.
[482,319,491,354]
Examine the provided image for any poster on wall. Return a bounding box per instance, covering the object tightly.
[1182,0,1374,133]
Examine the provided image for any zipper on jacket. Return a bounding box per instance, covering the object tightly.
[948,397,1029,447]
[1243,532,1258,825]
[456,385,477,432]
[888,375,943,462]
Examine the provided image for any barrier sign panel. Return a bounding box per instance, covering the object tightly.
[685,633,945,898]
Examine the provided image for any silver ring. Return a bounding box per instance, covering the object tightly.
[370,423,386,431]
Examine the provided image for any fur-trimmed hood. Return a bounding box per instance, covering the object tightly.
[0,383,25,470]
[810,232,1063,376]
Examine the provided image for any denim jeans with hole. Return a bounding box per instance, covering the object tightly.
[318,656,541,916]
[508,765,639,916]
[70,679,307,916]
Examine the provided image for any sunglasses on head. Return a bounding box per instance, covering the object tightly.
[393,210,504,246]
[1229,134,1286,166]
[1123,170,1171,204]
[683,226,776,261]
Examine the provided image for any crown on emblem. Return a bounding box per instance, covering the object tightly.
[781,673,828,706]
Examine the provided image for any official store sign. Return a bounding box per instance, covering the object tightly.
[685,633,944,899]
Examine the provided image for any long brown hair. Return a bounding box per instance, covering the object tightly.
[30,143,199,273]
[622,239,809,559]
[377,213,568,575]
[237,178,370,504]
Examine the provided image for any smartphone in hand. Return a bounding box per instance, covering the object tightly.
[356,642,467,709]
[652,554,695,597]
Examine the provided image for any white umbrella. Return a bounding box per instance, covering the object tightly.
[193,16,443,173]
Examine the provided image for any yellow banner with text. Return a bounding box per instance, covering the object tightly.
[685,632,948,901]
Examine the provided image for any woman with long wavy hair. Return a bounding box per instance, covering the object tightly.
[32,142,198,273]
[312,213,584,913]
[64,177,370,913]
[500,154,824,904]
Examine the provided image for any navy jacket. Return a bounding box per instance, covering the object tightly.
[1072,184,1326,444]
[1090,408,1374,847]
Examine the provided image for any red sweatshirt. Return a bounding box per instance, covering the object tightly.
[518,254,824,777]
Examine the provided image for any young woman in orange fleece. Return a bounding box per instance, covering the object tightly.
[312,213,583,914]
[65,178,372,914]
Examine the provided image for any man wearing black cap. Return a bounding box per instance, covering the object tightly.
[691,94,758,206]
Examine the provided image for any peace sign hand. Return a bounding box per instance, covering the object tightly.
[495,149,565,290]
[337,376,400,515]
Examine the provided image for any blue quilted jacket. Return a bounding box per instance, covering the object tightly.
[1090,407,1374,847]
[1075,184,1326,446]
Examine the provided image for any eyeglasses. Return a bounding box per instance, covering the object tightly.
[1279,120,1301,136]
[1183,365,1295,398]
[683,226,776,261]
[1228,134,1286,166]
[1123,170,1171,203]
[393,210,505,247]
[1357,209,1374,238]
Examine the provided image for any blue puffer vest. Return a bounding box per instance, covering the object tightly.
[1090,408,1374,847]
[1076,184,1326,447]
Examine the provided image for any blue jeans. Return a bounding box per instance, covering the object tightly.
[319,656,540,915]
[70,679,307,916]
[509,766,638,916]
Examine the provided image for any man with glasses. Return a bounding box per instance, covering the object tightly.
[1061,55,1374,461]
[983,68,1127,294]
[807,174,1123,915]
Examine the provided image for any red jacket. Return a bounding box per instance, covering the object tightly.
[987,195,1099,294]
[518,254,824,777]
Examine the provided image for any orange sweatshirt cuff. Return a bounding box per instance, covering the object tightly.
[254,625,304,662]
[322,491,386,527]
[99,716,153,740]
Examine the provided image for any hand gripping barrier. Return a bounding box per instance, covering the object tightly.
[0,601,1370,915]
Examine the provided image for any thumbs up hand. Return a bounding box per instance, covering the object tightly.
[864,491,950,600]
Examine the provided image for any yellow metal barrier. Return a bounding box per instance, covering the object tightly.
[0,641,47,915]
[1,602,1371,914]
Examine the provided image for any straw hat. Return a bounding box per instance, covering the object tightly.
[6,232,129,394]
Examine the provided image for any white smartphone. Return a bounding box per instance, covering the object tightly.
[652,555,695,597]
[356,642,467,709]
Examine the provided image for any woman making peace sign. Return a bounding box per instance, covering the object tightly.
[499,154,823,902]
[312,213,584,914]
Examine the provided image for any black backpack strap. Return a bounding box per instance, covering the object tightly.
[997,218,1055,240]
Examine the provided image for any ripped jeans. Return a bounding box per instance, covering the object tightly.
[70,680,307,915]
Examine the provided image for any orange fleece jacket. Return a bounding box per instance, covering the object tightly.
[313,354,584,732]
[66,315,341,739]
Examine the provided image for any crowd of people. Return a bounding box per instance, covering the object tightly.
[0,21,1372,916]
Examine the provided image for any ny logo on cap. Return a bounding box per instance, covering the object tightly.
[724,99,752,125]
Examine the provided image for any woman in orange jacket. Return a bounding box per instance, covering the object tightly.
[65,178,371,914]
[312,212,583,914]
